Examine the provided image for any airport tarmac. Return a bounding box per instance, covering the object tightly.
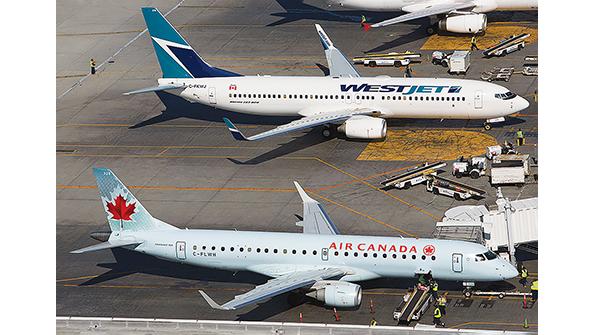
[57,0,538,331]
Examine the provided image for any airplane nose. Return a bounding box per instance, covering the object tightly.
[501,262,519,280]
[516,96,530,112]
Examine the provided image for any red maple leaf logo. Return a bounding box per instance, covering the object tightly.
[423,245,436,256]
[106,194,136,221]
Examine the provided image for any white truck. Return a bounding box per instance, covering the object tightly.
[490,154,530,186]
[432,51,470,74]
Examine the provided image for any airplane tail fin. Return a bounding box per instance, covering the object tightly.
[141,7,240,78]
[360,15,371,32]
[93,167,178,232]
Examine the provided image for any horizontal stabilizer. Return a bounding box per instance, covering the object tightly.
[123,84,184,96]
[70,240,140,254]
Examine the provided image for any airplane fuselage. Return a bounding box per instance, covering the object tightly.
[128,229,518,283]
[334,0,539,12]
[161,76,528,120]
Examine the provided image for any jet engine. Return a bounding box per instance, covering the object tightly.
[438,14,487,34]
[337,116,387,140]
[306,281,362,308]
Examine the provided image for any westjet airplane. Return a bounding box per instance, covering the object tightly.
[126,7,529,141]
[73,168,518,310]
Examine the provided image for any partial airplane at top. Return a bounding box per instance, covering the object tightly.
[73,168,518,310]
[125,7,529,141]
[333,0,538,33]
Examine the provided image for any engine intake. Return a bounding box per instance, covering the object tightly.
[438,14,487,34]
[337,116,387,140]
[306,281,362,308]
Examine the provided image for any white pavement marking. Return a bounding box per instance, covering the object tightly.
[57,0,186,100]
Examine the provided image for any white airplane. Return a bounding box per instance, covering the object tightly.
[72,168,519,310]
[126,7,529,140]
[332,0,538,34]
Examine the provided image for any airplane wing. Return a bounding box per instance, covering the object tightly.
[369,2,475,28]
[123,84,185,96]
[223,108,375,141]
[199,268,345,310]
[294,182,340,235]
[315,24,360,78]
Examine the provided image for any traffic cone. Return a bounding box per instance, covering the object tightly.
[299,312,303,323]
[523,317,529,329]
[333,307,341,322]
[522,294,528,309]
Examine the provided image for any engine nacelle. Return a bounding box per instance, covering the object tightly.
[337,116,387,140]
[438,14,487,34]
[306,281,362,308]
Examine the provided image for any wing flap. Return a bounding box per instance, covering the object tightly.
[199,268,345,310]
[371,2,475,28]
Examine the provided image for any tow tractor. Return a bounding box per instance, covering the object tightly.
[486,141,517,160]
[483,33,530,57]
[426,175,486,201]
[381,162,446,189]
[452,156,486,179]
[393,286,433,324]
[352,51,421,67]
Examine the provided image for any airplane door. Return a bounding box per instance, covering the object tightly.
[474,90,483,109]
[321,248,329,261]
[452,253,463,272]
[176,241,186,260]
[208,87,217,104]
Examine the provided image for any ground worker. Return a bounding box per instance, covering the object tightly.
[370,318,377,327]
[530,279,538,301]
[430,280,439,300]
[516,128,525,146]
[438,294,447,315]
[404,64,413,78]
[519,265,529,287]
[90,58,96,75]
[470,35,479,51]
[433,306,445,327]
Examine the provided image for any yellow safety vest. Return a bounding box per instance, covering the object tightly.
[521,268,528,278]
[531,280,538,291]
[517,130,524,138]
[434,307,442,318]
[432,283,438,291]
[438,297,446,306]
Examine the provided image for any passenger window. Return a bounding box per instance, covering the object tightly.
[264,248,269,253]
[289,95,292,99]
[373,253,377,258]
[431,256,436,260]
[344,252,349,256]
[313,250,317,255]
[202,246,206,250]
[325,95,328,99]
[383,254,387,258]
[247,247,252,252]
[402,254,406,259]
[412,255,416,260]
[354,252,358,257]
[462,97,465,101]
[230,247,234,252]
[283,249,287,254]
[363,253,368,257]
[211,246,215,250]
[414,96,418,101]
[300,95,303,99]
[256,248,261,253]
[421,255,426,260]
[283,94,287,99]
[334,251,339,256]
[221,247,225,251]
[302,250,307,255]
[392,254,397,259]
[292,249,297,254]
[273,249,278,253]
[258,94,261,98]
[239,247,244,252]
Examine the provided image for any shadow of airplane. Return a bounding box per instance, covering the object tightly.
[81,248,268,286]
[267,0,398,27]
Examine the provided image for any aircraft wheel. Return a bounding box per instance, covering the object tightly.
[483,123,492,130]
[322,128,332,138]
[369,61,377,67]
[426,25,436,35]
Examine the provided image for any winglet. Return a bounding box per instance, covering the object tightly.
[223,118,249,141]
[294,181,315,203]
[315,24,333,50]
[199,290,233,310]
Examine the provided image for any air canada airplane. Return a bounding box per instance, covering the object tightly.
[334,0,538,34]
[126,8,528,140]
[72,168,518,310]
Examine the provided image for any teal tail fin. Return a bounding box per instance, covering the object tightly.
[141,7,241,78]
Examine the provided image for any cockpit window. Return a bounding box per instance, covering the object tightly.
[475,250,498,261]
[495,91,517,100]
[484,250,498,260]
